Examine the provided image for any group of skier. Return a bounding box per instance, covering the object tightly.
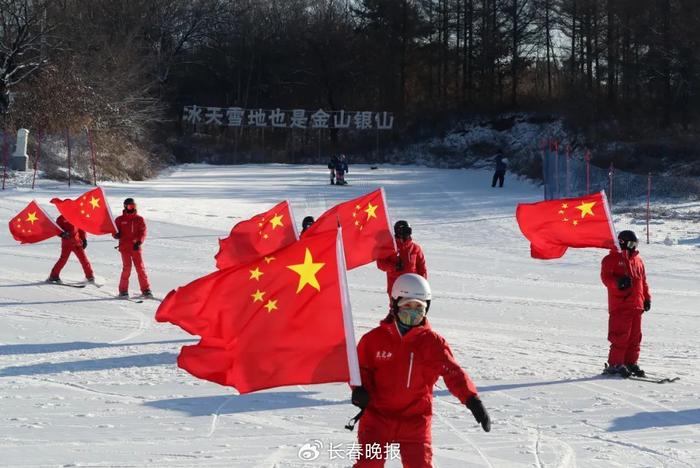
[347,218,651,466]
[47,197,153,299]
[45,181,653,467]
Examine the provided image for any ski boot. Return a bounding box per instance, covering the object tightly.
[604,363,631,378]
[46,276,61,284]
[626,363,646,377]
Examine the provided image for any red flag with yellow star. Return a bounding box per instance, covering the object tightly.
[516,191,617,259]
[156,228,361,393]
[8,200,62,244]
[302,188,395,269]
[215,200,298,270]
[50,187,117,235]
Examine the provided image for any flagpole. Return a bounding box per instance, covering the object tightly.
[287,199,300,240]
[336,225,361,386]
[100,187,119,233]
[35,200,62,230]
[379,187,397,252]
[600,190,620,253]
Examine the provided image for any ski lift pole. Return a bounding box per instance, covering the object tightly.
[1,130,8,190]
[608,162,614,207]
[87,127,97,185]
[646,172,651,244]
[31,131,42,189]
[66,128,72,187]
[584,150,591,193]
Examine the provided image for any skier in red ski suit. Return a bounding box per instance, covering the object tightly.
[601,230,651,378]
[376,220,427,301]
[113,198,152,297]
[350,274,490,467]
[48,215,94,282]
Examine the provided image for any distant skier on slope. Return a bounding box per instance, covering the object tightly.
[601,230,651,378]
[47,215,95,284]
[113,198,152,299]
[350,274,491,467]
[334,154,349,185]
[327,154,338,185]
[376,220,427,304]
[492,154,508,188]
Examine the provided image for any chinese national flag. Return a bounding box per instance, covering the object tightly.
[8,200,62,244]
[516,191,617,259]
[215,200,297,270]
[50,187,117,235]
[302,188,395,269]
[156,229,361,394]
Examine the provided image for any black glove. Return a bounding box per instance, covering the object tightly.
[133,241,141,251]
[396,256,404,271]
[351,386,370,409]
[114,232,121,239]
[466,396,491,432]
[644,299,651,312]
[617,276,632,290]
[82,239,88,249]
[60,231,71,239]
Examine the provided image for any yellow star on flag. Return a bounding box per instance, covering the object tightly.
[573,220,579,226]
[249,267,264,281]
[269,214,284,229]
[287,248,325,293]
[89,197,100,209]
[364,202,378,220]
[25,212,39,224]
[264,256,275,264]
[251,290,265,302]
[263,234,269,240]
[264,299,278,313]
[562,203,568,209]
[575,201,596,218]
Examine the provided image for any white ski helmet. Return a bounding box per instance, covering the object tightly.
[391,273,432,308]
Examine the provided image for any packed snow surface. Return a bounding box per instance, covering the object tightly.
[1,164,699,467]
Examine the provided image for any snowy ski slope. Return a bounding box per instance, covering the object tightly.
[1,164,699,467]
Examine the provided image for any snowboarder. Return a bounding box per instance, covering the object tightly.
[601,230,651,378]
[47,215,94,283]
[492,154,507,188]
[301,216,315,234]
[350,274,491,467]
[377,220,427,303]
[113,198,152,298]
[335,154,349,185]
[328,155,338,185]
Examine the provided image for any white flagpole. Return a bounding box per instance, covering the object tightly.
[336,225,361,385]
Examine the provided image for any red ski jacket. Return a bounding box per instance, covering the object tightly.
[601,249,651,313]
[356,316,478,419]
[56,215,86,247]
[114,210,147,252]
[376,238,427,294]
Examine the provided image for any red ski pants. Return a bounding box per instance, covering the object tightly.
[354,411,433,468]
[607,310,643,366]
[51,244,93,279]
[119,250,150,294]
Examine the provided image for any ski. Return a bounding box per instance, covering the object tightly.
[119,296,144,303]
[132,295,162,302]
[46,280,86,288]
[628,375,680,384]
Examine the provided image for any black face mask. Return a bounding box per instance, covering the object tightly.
[125,204,136,213]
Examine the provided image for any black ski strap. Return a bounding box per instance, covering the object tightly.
[344,409,364,431]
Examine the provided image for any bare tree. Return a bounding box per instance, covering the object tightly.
[0,0,53,114]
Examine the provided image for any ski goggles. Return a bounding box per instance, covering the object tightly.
[620,240,638,250]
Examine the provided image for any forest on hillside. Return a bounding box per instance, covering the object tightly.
[1,0,699,172]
